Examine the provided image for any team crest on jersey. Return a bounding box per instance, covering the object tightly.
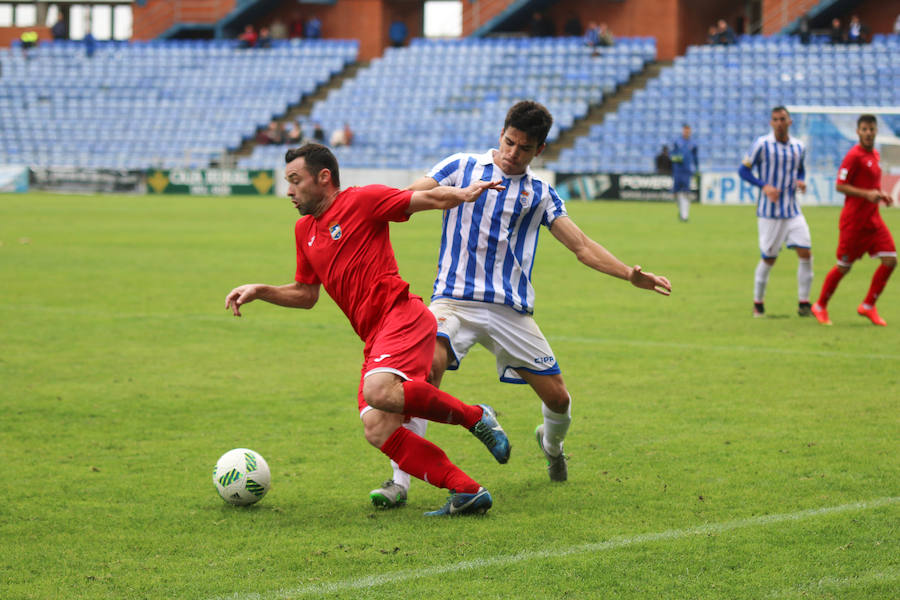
[518,188,531,206]
[328,222,342,240]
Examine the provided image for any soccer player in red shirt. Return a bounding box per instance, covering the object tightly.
[225,144,509,515]
[811,114,896,326]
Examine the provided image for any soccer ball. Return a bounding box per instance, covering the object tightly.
[213,448,271,506]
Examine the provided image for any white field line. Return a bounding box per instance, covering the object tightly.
[213,496,899,600]
[553,335,900,361]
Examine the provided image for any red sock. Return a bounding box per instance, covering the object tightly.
[817,265,846,308]
[401,380,482,428]
[379,427,480,493]
[864,263,895,306]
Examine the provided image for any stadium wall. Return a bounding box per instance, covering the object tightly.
[0,26,51,48]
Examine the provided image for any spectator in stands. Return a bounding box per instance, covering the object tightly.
[313,123,326,144]
[389,19,408,48]
[289,14,304,38]
[19,31,38,57]
[51,14,68,41]
[286,122,303,145]
[238,24,258,49]
[655,145,672,175]
[266,120,285,145]
[257,27,273,49]
[846,15,867,44]
[530,11,555,37]
[798,16,811,45]
[330,123,354,147]
[597,23,615,47]
[270,18,287,40]
[563,14,582,37]
[715,19,737,45]
[894,13,900,36]
[584,22,612,55]
[829,18,844,44]
[305,16,322,39]
[83,31,96,58]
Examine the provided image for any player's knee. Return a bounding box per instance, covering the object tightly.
[362,413,401,448]
[361,376,402,412]
[542,386,570,413]
[883,256,897,269]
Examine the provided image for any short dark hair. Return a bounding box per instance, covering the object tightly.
[504,101,553,146]
[772,105,790,116]
[285,143,340,188]
[857,114,877,126]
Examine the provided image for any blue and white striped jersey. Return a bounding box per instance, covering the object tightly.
[427,150,568,314]
[742,133,807,218]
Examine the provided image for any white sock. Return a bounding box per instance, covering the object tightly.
[754,260,773,302]
[541,401,571,457]
[390,417,428,490]
[678,193,690,220]
[797,258,813,302]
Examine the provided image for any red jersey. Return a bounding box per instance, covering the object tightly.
[294,185,417,343]
[837,144,883,231]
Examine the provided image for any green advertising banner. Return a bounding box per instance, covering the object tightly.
[146,169,276,195]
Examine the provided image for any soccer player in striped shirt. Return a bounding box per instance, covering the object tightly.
[370,101,671,508]
[811,114,895,326]
[738,106,814,318]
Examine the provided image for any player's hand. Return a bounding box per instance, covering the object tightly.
[796,180,807,193]
[225,284,260,317]
[869,189,891,205]
[629,265,672,296]
[462,179,505,203]
[763,184,779,201]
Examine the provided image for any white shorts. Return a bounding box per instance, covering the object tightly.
[757,215,811,259]
[429,298,560,384]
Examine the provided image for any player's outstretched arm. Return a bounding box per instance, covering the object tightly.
[225,282,320,316]
[550,216,672,296]
[406,179,504,214]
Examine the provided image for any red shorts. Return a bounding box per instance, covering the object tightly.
[836,222,896,266]
[356,298,436,413]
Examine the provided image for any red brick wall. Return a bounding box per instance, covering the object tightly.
[0,26,51,48]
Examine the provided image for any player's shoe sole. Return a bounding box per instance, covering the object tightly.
[369,479,407,508]
[424,487,492,516]
[469,404,511,464]
[811,303,832,325]
[535,424,568,482]
[858,304,887,326]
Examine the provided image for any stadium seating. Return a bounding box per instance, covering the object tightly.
[238,36,656,170]
[0,39,358,170]
[548,35,900,174]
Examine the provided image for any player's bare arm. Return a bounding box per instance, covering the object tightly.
[836,182,890,204]
[406,179,504,214]
[406,176,440,192]
[549,216,672,296]
[225,281,320,316]
[796,180,807,192]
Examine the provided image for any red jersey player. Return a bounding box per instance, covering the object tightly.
[225,144,509,515]
[812,114,896,326]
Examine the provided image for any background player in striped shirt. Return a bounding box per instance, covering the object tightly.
[811,114,896,326]
[225,144,511,516]
[370,101,671,508]
[738,106,814,318]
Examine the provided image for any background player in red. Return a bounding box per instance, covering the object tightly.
[811,115,896,326]
[225,143,510,515]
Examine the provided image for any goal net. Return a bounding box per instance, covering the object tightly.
[787,105,900,175]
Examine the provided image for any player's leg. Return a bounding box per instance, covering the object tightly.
[859,255,896,326]
[516,370,571,482]
[754,218,782,317]
[787,216,814,316]
[362,407,492,516]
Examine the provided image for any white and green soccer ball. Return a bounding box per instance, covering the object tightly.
[213,448,271,506]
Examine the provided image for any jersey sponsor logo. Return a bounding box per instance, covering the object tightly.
[329,222,342,240]
[534,355,555,364]
[373,353,391,363]
[307,235,315,246]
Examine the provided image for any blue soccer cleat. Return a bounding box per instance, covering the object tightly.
[468,404,510,464]
[424,487,493,516]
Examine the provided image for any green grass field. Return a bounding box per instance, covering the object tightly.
[1,192,897,599]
